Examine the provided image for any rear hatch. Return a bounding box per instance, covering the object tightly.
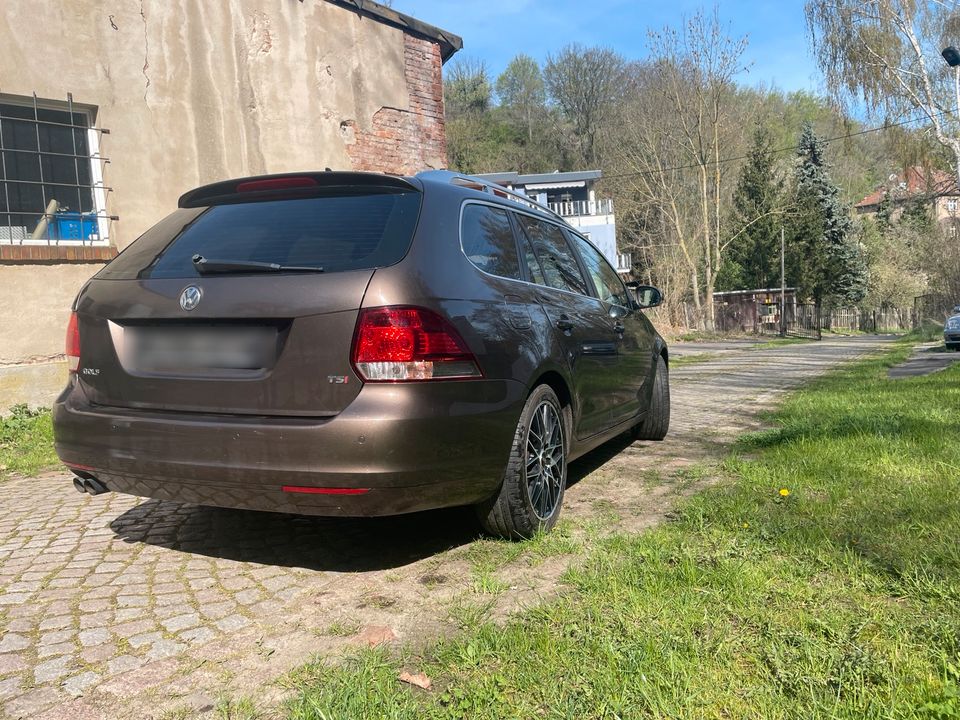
[75,172,421,416]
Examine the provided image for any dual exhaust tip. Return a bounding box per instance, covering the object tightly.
[71,474,107,496]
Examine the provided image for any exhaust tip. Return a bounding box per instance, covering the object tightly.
[83,478,108,496]
[72,477,86,494]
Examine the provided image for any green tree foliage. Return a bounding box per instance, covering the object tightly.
[874,188,893,233]
[900,197,934,233]
[789,123,868,306]
[444,58,492,116]
[718,124,785,290]
[495,54,546,142]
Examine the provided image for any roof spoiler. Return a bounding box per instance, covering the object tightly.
[178,171,419,208]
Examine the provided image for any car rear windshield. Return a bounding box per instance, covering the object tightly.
[97,189,422,280]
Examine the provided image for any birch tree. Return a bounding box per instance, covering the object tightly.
[806,0,960,184]
[617,10,748,329]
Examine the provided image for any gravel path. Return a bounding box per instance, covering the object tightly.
[0,335,894,719]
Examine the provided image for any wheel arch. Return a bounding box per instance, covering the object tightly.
[529,369,574,451]
[654,336,669,368]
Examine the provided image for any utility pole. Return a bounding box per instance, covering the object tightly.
[780,226,786,337]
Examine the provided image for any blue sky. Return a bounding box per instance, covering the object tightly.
[391,1,820,95]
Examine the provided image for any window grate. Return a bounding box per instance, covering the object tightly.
[0,92,115,246]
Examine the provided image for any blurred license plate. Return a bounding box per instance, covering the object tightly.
[129,325,277,371]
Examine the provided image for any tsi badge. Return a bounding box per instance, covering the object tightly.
[179,285,202,311]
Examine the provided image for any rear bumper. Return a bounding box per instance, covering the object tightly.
[53,378,526,516]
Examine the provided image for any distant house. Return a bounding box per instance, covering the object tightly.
[476,170,629,272]
[854,166,960,233]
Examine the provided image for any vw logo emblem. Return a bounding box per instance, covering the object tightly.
[179,285,202,311]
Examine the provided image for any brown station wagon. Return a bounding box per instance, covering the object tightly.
[53,171,670,539]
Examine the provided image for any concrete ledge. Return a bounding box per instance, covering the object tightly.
[0,361,67,411]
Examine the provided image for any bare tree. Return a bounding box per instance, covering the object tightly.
[544,44,627,166]
[806,0,960,183]
[615,10,749,329]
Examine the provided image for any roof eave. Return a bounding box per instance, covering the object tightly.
[325,0,463,62]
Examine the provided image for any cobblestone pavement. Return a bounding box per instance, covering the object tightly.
[0,335,893,719]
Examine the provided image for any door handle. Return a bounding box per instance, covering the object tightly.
[556,317,574,332]
[613,321,625,335]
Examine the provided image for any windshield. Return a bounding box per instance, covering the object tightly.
[98,189,422,280]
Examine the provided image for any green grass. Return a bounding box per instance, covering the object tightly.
[904,320,947,344]
[0,405,57,480]
[215,696,262,720]
[286,342,960,719]
[670,352,719,367]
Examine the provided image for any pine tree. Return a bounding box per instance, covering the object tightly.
[789,123,868,307]
[875,189,893,234]
[718,123,784,290]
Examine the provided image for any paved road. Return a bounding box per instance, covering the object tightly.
[0,335,893,719]
[888,342,960,378]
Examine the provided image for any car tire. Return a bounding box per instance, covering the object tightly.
[475,385,566,540]
[632,354,670,441]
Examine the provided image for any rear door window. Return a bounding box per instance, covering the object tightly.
[100,189,422,280]
[515,215,589,296]
[460,204,521,280]
[516,227,547,286]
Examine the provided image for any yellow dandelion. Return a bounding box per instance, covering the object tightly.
[742,522,750,528]
[779,488,791,497]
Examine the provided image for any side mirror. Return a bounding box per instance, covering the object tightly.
[626,283,663,309]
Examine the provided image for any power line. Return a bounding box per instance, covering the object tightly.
[603,105,958,181]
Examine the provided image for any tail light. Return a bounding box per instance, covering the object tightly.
[66,312,80,373]
[352,306,482,382]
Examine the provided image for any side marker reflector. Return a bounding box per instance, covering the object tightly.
[281,486,370,495]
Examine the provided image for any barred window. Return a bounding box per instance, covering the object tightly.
[0,93,110,245]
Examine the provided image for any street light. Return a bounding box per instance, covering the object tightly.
[942,46,960,67]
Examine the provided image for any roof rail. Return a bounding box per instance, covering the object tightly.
[416,170,567,224]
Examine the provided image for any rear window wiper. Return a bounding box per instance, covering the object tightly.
[192,254,324,274]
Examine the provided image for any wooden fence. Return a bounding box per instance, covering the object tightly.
[692,299,916,338]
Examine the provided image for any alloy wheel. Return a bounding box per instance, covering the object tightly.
[525,401,565,520]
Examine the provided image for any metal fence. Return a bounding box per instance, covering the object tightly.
[756,303,821,339]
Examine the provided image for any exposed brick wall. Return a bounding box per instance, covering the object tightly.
[344,34,446,174]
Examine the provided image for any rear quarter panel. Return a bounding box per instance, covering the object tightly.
[362,185,567,391]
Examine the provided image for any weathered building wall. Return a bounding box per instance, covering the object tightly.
[0,0,448,249]
[0,0,452,408]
